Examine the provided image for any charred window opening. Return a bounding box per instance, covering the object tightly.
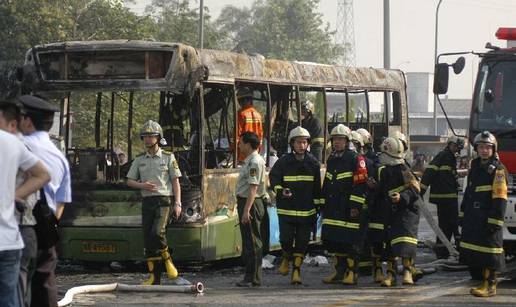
[38,50,173,81]
[270,85,299,158]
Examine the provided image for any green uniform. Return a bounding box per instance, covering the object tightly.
[236,151,266,285]
[127,148,182,257]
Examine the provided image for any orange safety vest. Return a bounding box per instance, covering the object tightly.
[237,105,263,161]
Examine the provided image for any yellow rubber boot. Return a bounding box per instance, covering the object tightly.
[278,252,291,276]
[410,258,423,282]
[342,258,358,285]
[141,259,162,285]
[402,258,414,285]
[381,259,397,287]
[323,255,346,284]
[161,248,178,279]
[471,268,496,297]
[291,254,304,285]
[372,256,384,283]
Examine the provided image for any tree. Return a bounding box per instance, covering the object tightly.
[216,0,341,64]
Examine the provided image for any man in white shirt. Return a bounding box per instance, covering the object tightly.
[18,95,71,307]
[0,100,50,307]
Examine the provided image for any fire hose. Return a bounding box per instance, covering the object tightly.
[58,282,204,307]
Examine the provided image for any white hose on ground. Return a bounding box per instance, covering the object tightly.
[58,282,204,307]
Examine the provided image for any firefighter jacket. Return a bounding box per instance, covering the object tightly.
[421,148,459,203]
[301,114,324,145]
[237,105,263,161]
[269,152,322,224]
[459,157,507,270]
[321,149,368,247]
[378,163,421,258]
[365,152,386,244]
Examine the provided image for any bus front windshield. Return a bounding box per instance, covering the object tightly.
[473,60,516,131]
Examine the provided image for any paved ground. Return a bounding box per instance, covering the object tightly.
[55,205,516,306]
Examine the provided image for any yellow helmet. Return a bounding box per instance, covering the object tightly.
[301,100,315,113]
[288,126,311,143]
[350,131,364,147]
[330,124,351,139]
[356,128,372,145]
[380,137,405,159]
[473,131,497,152]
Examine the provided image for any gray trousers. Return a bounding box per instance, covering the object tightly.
[18,226,37,307]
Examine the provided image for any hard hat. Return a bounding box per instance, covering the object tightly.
[288,126,311,143]
[236,86,253,99]
[301,100,315,113]
[140,120,163,138]
[356,128,372,145]
[380,136,405,159]
[350,131,364,147]
[393,131,408,151]
[447,135,464,150]
[330,124,351,139]
[473,131,497,152]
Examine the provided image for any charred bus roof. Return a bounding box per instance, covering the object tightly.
[23,40,407,94]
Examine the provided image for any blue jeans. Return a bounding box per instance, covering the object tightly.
[0,249,22,307]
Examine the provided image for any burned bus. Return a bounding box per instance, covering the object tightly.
[18,40,409,263]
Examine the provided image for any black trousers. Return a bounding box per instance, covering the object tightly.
[237,196,264,285]
[279,219,312,255]
[433,199,459,244]
[261,207,270,256]
[142,196,172,257]
[31,246,57,307]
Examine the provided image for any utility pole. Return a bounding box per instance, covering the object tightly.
[433,0,444,135]
[383,0,390,69]
[198,0,204,49]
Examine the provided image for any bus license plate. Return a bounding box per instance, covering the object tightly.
[82,241,117,254]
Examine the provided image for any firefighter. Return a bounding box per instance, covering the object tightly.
[236,87,263,162]
[301,100,324,162]
[321,124,368,285]
[377,136,422,287]
[460,131,507,298]
[269,126,321,284]
[420,136,464,258]
[356,128,385,283]
[127,120,182,285]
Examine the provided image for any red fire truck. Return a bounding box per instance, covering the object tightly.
[434,28,516,257]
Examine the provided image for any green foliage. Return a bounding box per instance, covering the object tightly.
[216,0,341,64]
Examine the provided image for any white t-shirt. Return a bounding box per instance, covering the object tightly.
[0,130,39,251]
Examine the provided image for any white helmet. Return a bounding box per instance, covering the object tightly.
[380,137,405,159]
[393,131,408,151]
[356,128,372,145]
[330,124,351,139]
[288,126,311,143]
[350,131,364,147]
[301,100,315,113]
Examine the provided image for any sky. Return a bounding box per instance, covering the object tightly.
[126,0,516,98]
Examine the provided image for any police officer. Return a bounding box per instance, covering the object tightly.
[321,124,368,285]
[235,131,267,287]
[421,136,464,258]
[18,95,72,307]
[377,136,422,287]
[269,126,321,284]
[301,100,324,162]
[460,131,507,298]
[127,120,182,285]
[356,128,384,282]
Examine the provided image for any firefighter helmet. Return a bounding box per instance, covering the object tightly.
[473,131,497,152]
[356,128,372,145]
[350,131,364,147]
[448,135,465,150]
[393,131,408,151]
[330,124,351,139]
[380,137,405,159]
[288,126,311,143]
[301,100,315,113]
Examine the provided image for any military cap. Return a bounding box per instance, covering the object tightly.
[17,95,59,116]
